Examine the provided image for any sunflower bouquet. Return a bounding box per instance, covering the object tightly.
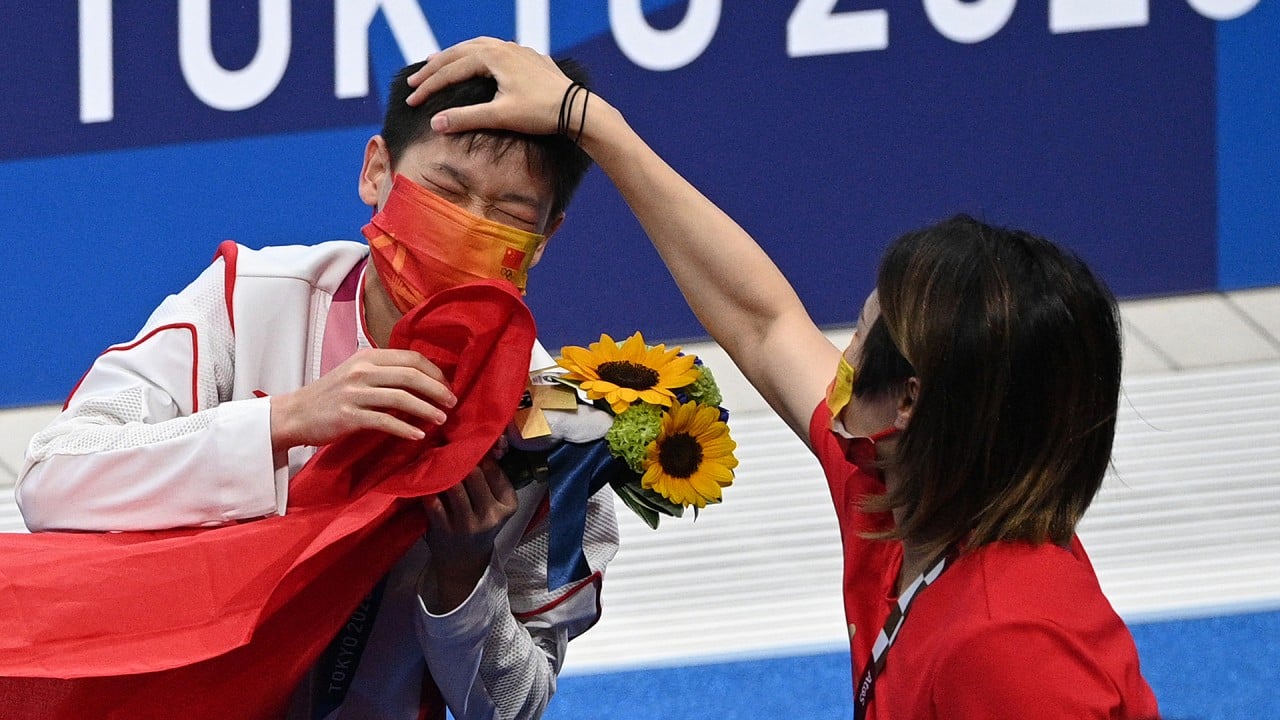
[541,332,737,528]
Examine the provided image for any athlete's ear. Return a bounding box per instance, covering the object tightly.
[529,213,564,267]
[359,136,392,209]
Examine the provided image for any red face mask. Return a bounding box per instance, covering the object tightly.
[836,424,900,467]
[361,174,546,313]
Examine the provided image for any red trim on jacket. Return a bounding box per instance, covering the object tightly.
[213,240,239,334]
[64,323,201,412]
[522,494,551,537]
[512,570,603,621]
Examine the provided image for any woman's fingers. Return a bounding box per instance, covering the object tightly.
[405,37,507,103]
[404,38,572,137]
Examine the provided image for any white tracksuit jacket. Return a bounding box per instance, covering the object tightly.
[17,240,619,720]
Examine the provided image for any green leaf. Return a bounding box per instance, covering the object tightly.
[613,483,662,529]
[638,485,685,518]
[611,478,685,519]
[611,480,661,512]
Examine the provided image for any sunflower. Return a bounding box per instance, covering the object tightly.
[641,402,738,508]
[557,333,700,414]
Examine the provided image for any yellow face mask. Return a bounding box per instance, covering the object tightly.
[828,353,901,446]
[361,174,546,313]
[826,354,857,419]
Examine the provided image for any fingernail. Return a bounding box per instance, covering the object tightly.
[446,394,458,408]
[430,113,449,131]
[434,411,448,425]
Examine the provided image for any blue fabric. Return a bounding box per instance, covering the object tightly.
[545,440,627,590]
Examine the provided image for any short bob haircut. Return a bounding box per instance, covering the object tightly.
[381,59,594,220]
[862,214,1122,562]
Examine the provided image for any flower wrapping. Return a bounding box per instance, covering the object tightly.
[516,332,738,530]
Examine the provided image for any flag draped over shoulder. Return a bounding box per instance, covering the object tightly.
[0,280,536,720]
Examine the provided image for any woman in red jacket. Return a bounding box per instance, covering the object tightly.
[408,38,1162,719]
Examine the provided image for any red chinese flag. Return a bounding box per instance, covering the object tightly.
[0,280,536,720]
[501,246,527,271]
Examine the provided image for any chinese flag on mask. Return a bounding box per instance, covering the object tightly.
[0,280,536,720]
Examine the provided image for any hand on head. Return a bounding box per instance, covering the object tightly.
[405,36,577,137]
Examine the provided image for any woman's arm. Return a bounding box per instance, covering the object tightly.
[409,38,839,439]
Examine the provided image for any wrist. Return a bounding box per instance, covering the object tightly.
[423,553,490,614]
[576,99,626,165]
[268,392,299,453]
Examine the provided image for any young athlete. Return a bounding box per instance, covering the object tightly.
[17,59,619,720]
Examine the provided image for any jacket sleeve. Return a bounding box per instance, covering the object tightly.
[16,258,285,531]
[416,487,620,720]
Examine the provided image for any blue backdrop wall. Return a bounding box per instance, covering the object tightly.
[1,1,1276,406]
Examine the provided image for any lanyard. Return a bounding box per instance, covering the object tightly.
[310,259,378,719]
[852,550,952,720]
[310,578,387,719]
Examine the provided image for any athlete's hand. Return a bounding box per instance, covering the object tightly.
[421,456,519,613]
[269,348,455,452]
[404,36,572,136]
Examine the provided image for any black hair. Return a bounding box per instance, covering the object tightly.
[380,59,593,219]
[869,214,1123,559]
[853,316,915,399]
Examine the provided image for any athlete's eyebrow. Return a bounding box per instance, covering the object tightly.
[433,162,542,210]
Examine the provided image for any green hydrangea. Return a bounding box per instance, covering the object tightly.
[606,402,664,473]
[684,364,723,408]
